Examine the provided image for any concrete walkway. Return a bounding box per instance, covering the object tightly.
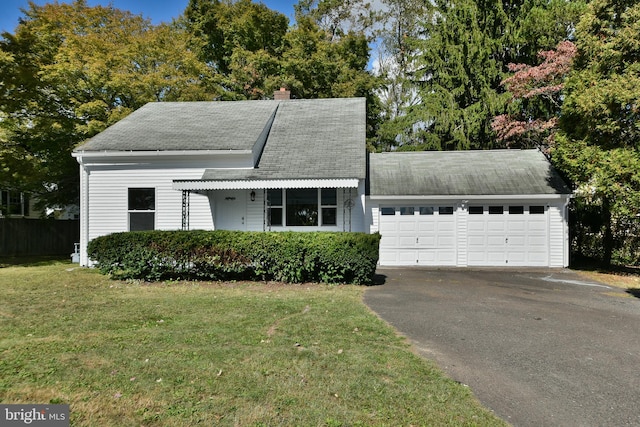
[364,268,640,426]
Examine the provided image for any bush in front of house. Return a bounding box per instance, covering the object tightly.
[87,230,381,284]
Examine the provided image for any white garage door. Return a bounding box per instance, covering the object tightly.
[467,205,548,266]
[378,206,457,266]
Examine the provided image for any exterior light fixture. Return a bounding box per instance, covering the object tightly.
[250,190,256,201]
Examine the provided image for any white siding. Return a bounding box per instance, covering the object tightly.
[456,204,468,266]
[548,203,569,267]
[80,163,214,265]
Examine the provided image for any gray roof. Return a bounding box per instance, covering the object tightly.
[75,101,279,151]
[75,98,367,181]
[369,150,572,196]
[202,98,366,180]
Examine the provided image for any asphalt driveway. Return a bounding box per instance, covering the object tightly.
[364,268,640,427]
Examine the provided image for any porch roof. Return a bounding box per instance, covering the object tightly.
[173,178,360,191]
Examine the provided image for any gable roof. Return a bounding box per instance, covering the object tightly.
[75,101,279,152]
[74,98,367,183]
[369,149,572,196]
[201,98,366,181]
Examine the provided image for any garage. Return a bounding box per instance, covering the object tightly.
[378,205,456,266]
[367,150,572,267]
[465,203,549,266]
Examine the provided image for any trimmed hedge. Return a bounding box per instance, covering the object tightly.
[87,230,381,284]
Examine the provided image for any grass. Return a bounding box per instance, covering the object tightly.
[573,267,640,298]
[0,260,505,426]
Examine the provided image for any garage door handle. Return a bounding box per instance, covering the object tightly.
[505,237,508,243]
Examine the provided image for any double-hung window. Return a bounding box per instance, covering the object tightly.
[267,189,283,226]
[128,188,155,231]
[320,188,337,226]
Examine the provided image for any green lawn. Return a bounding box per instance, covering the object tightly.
[0,260,505,426]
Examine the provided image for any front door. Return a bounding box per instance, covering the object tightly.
[214,190,247,230]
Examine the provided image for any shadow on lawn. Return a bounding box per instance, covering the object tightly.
[0,256,69,268]
[627,288,640,299]
[571,258,640,299]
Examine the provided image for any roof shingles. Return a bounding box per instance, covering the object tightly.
[75,98,367,182]
[369,150,571,196]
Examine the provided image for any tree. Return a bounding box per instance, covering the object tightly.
[553,0,640,265]
[492,40,577,149]
[382,0,584,151]
[294,0,379,42]
[0,0,212,208]
[184,0,289,78]
[183,0,380,141]
[373,0,430,150]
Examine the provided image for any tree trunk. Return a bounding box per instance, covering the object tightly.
[602,197,614,266]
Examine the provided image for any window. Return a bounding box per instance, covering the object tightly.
[530,205,545,214]
[469,206,483,215]
[381,207,396,216]
[439,206,454,215]
[128,188,155,231]
[1,191,29,217]
[400,207,415,215]
[269,188,339,227]
[509,206,524,214]
[267,189,283,226]
[287,188,318,226]
[320,188,337,226]
[489,206,504,215]
[419,206,434,215]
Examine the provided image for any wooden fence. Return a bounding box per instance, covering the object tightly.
[0,218,80,257]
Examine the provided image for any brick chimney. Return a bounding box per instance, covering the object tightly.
[274,87,291,100]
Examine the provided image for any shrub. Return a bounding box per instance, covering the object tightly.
[87,230,380,284]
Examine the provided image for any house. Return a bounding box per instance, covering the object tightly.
[72,95,572,268]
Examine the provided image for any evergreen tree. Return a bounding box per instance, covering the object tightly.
[374,0,430,150]
[384,0,583,150]
[554,0,640,265]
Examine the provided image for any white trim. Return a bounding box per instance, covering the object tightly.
[173,178,360,191]
[72,149,253,159]
[369,194,572,201]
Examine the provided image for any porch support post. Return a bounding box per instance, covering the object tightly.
[342,188,353,232]
[181,190,190,230]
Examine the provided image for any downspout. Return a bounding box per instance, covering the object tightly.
[79,158,90,266]
[563,196,571,268]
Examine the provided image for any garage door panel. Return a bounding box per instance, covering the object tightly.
[527,221,547,231]
[418,250,457,266]
[487,235,505,245]
[487,220,506,232]
[486,251,507,263]
[467,220,486,232]
[437,236,456,247]
[398,221,417,232]
[418,222,436,232]
[507,220,526,232]
[467,235,487,248]
[508,235,526,246]
[398,235,417,247]
[417,236,437,247]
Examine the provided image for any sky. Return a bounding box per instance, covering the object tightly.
[0,0,297,34]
